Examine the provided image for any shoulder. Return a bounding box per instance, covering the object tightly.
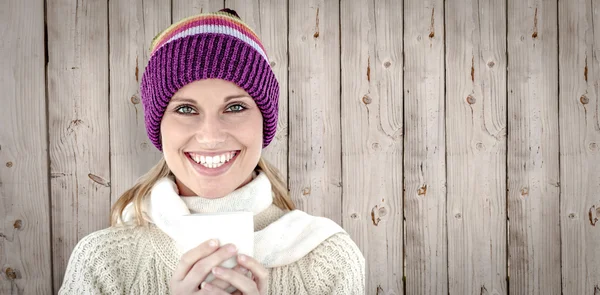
[70,225,147,259]
[305,232,365,270]
[59,225,150,294]
[296,232,366,294]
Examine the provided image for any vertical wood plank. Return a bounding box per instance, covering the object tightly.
[172,0,224,21]
[340,0,403,293]
[109,0,169,206]
[289,1,342,223]
[225,0,289,183]
[0,1,52,294]
[507,0,560,294]
[47,0,110,292]
[403,0,448,293]
[559,0,600,293]
[445,0,508,293]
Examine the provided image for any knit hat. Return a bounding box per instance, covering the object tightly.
[140,8,279,151]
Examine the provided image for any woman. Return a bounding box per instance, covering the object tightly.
[59,8,364,295]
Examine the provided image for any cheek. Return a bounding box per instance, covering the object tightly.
[161,116,192,142]
[233,113,263,148]
[160,116,187,152]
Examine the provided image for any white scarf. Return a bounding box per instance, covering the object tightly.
[120,172,345,267]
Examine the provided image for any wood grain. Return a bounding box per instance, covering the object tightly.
[47,0,111,292]
[403,0,448,293]
[340,0,403,293]
[289,0,342,223]
[0,1,52,294]
[225,0,289,184]
[109,0,169,206]
[172,0,224,21]
[445,0,508,293]
[507,0,560,294]
[559,0,600,293]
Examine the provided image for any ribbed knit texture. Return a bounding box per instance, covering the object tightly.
[58,206,365,295]
[140,10,279,150]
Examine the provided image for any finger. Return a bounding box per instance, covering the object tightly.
[181,244,238,291]
[237,254,269,292]
[197,282,230,295]
[211,266,258,294]
[172,239,219,282]
[207,266,249,290]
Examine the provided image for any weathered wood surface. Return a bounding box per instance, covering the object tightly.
[109,0,169,207]
[288,0,342,224]
[0,1,52,294]
[445,0,508,293]
[47,0,111,293]
[558,0,600,293]
[507,0,561,294]
[404,0,447,294]
[340,0,403,293]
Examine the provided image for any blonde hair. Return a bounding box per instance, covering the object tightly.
[110,156,295,226]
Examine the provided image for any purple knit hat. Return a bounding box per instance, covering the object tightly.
[140,9,279,151]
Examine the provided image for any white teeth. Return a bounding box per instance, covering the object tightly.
[189,151,237,169]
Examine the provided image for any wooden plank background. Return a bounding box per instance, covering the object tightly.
[1,0,599,294]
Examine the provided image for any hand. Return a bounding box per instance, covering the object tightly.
[170,239,246,294]
[199,254,269,295]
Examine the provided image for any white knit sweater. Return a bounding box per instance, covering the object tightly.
[58,175,365,294]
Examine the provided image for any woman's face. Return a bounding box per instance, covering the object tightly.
[160,79,263,198]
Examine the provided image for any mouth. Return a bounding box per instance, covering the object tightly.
[184,151,240,176]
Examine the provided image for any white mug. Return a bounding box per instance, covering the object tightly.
[177,211,254,292]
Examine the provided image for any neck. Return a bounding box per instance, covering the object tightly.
[177,171,271,215]
[176,171,257,197]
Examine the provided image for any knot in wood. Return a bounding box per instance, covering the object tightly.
[5,268,17,280]
[302,187,311,196]
[13,220,22,230]
[466,95,476,105]
[418,185,427,196]
[581,95,590,104]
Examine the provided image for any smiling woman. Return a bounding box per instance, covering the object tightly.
[161,79,264,198]
[58,8,364,295]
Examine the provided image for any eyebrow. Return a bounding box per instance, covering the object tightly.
[171,94,251,104]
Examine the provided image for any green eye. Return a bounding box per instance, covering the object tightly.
[176,105,196,114]
[227,104,246,112]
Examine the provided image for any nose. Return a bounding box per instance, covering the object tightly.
[194,114,227,148]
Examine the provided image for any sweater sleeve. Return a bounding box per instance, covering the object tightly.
[299,232,366,295]
[58,228,133,295]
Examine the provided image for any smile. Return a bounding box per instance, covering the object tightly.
[185,151,239,169]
